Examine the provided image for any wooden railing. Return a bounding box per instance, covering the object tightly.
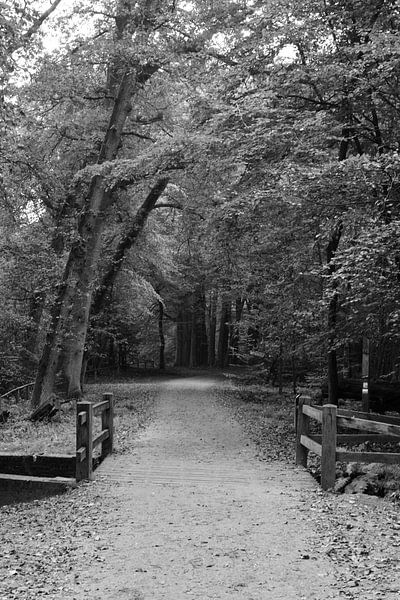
[295,398,400,490]
[76,393,114,482]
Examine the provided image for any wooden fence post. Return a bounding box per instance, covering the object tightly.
[101,393,114,460]
[294,394,301,433]
[362,336,370,412]
[321,404,337,490]
[76,401,93,482]
[295,398,310,467]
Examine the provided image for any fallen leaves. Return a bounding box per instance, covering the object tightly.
[222,378,400,600]
[0,381,157,599]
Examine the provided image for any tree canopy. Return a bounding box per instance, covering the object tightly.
[1,0,400,403]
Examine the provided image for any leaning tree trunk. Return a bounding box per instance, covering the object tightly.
[90,178,170,317]
[31,72,134,407]
[32,0,165,407]
[59,66,135,398]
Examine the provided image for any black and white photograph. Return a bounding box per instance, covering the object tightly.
[0,1,399,598]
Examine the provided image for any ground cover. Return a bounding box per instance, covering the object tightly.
[0,373,399,599]
[222,374,400,599]
[0,381,155,456]
[0,380,158,600]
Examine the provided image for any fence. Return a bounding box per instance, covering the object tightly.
[295,398,400,490]
[76,393,114,482]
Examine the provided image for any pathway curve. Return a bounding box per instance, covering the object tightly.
[75,376,338,599]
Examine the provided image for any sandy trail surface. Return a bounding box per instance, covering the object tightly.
[74,376,338,599]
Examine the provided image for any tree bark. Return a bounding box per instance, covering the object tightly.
[175,289,208,368]
[217,299,231,368]
[91,178,169,316]
[175,298,191,367]
[326,222,343,406]
[158,300,165,370]
[207,290,217,367]
[32,70,134,406]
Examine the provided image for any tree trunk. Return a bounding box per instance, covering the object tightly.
[32,72,134,406]
[207,290,217,367]
[189,292,197,368]
[175,289,208,368]
[175,298,192,367]
[278,342,283,395]
[91,178,170,317]
[26,290,46,357]
[193,288,208,367]
[217,299,231,368]
[32,1,164,407]
[158,300,165,370]
[326,222,343,406]
[231,297,244,364]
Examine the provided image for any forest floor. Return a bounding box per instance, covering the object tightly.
[0,373,399,599]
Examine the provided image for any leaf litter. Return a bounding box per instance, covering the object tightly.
[221,376,400,599]
[0,381,157,599]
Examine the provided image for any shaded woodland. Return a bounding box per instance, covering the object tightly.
[1,0,400,407]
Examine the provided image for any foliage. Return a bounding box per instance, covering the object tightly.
[1,0,400,391]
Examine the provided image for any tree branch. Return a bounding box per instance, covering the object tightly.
[91,178,170,315]
[152,201,182,210]
[22,0,64,43]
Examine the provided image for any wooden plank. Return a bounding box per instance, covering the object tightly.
[304,433,393,446]
[101,393,114,459]
[337,415,400,437]
[0,473,75,484]
[296,399,310,467]
[76,447,86,463]
[76,401,93,481]
[336,450,400,465]
[321,404,337,490]
[93,400,109,416]
[294,394,300,433]
[0,454,75,478]
[302,404,323,422]
[0,473,76,502]
[78,411,87,425]
[300,434,322,456]
[362,337,370,412]
[93,429,109,449]
[337,408,400,426]
[336,434,397,444]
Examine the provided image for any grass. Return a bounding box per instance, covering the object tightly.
[0,382,156,456]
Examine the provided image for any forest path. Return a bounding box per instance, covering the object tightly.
[75,376,337,600]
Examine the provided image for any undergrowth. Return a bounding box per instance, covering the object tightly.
[225,373,400,499]
[0,382,156,455]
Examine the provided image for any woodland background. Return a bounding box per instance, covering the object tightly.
[1,0,400,407]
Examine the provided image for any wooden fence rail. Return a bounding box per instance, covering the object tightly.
[76,393,114,482]
[295,398,400,490]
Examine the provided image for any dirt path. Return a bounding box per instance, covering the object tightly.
[74,376,338,599]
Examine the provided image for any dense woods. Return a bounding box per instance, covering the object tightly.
[2,0,400,406]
